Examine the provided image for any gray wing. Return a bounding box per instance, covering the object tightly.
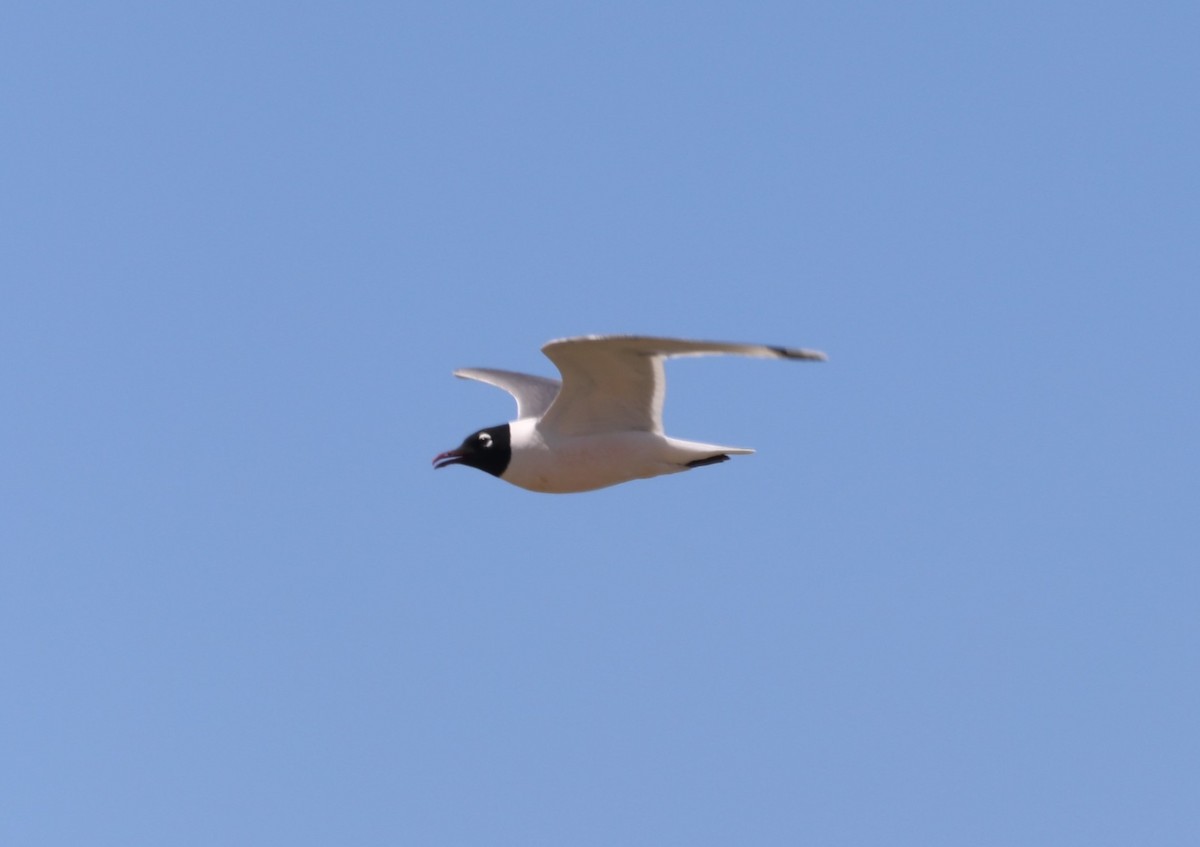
[538,335,826,437]
[454,368,561,420]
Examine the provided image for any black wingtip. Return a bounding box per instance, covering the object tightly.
[772,345,828,361]
[686,454,732,468]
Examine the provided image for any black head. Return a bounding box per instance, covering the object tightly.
[432,423,512,478]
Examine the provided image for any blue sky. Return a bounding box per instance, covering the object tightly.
[4,2,1198,845]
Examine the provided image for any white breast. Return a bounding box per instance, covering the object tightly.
[502,418,687,494]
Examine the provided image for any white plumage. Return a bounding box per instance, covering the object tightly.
[435,335,826,493]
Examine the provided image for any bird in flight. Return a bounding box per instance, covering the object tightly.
[433,334,826,493]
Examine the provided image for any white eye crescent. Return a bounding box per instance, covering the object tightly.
[477,433,493,448]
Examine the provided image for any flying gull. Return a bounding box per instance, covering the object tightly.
[433,334,826,493]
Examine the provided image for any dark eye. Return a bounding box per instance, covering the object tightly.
[477,432,493,448]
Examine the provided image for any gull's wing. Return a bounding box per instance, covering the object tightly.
[538,335,826,437]
[454,368,561,420]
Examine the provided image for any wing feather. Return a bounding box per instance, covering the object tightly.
[454,368,561,420]
[538,335,825,437]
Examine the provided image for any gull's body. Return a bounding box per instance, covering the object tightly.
[497,419,754,494]
[434,335,825,494]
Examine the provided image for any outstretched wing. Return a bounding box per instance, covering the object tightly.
[538,335,825,437]
[454,368,561,420]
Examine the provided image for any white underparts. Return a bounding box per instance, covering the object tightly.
[501,417,753,494]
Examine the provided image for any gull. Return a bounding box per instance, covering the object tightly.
[433,334,826,493]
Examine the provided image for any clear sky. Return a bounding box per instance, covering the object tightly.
[4,2,1198,845]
